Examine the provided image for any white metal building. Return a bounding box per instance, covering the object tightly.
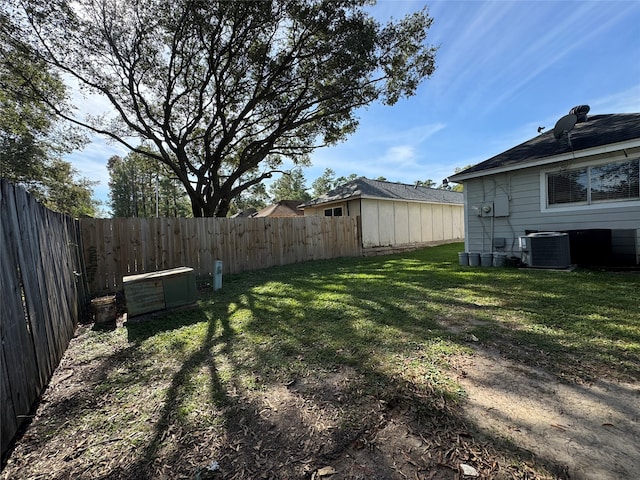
[301,178,464,250]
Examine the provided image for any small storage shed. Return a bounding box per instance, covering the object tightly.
[300,178,464,251]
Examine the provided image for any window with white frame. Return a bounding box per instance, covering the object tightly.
[546,158,639,207]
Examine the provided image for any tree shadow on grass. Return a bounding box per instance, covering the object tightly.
[184,249,638,479]
[106,253,555,479]
[122,309,232,479]
[452,270,640,382]
[72,262,463,478]
[9,244,637,479]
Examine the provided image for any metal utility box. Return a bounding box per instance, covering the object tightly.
[123,267,196,317]
[493,195,510,217]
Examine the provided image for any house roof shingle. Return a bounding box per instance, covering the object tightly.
[253,200,304,217]
[449,112,640,181]
[301,178,463,208]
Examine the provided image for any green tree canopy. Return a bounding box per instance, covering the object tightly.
[7,0,437,217]
[415,179,437,188]
[0,12,97,217]
[310,168,337,197]
[448,164,476,192]
[107,148,191,218]
[269,168,311,202]
[310,169,360,197]
[335,173,359,185]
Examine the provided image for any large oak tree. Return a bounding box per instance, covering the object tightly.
[8,0,437,217]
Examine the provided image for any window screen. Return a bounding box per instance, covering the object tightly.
[591,160,640,201]
[547,168,587,205]
[547,159,639,206]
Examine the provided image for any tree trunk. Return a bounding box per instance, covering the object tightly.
[215,199,230,217]
[191,197,204,218]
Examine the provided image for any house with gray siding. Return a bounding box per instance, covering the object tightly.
[448,108,640,266]
[301,178,464,251]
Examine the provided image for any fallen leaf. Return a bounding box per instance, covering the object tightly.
[460,463,479,477]
[316,465,337,477]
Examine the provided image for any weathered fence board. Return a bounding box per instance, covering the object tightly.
[80,216,362,294]
[1,180,88,459]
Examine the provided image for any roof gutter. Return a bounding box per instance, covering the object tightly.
[449,138,640,182]
[300,193,464,208]
[359,194,463,205]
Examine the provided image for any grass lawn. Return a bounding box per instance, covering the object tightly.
[3,242,639,479]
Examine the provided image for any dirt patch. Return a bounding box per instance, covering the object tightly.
[449,347,640,480]
[435,312,640,479]
[1,328,544,480]
[222,369,546,480]
[3,316,637,480]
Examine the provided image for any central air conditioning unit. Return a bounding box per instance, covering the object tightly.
[519,232,571,268]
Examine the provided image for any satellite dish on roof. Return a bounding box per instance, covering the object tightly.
[553,114,577,139]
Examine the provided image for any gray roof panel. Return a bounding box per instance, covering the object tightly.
[301,178,463,207]
[450,113,640,180]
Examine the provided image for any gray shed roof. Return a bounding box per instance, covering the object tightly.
[301,178,463,208]
[449,112,640,181]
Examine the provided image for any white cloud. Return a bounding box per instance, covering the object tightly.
[488,3,638,112]
[590,86,640,114]
[380,122,446,145]
[310,120,447,182]
[385,145,415,163]
[64,74,116,121]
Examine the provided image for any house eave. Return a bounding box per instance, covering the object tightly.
[302,194,463,209]
[359,194,463,205]
[449,138,640,182]
[300,194,360,209]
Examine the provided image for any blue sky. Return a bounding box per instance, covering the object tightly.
[67,0,640,207]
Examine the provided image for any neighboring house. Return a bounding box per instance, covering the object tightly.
[231,207,258,218]
[252,200,304,218]
[301,178,464,250]
[448,107,640,265]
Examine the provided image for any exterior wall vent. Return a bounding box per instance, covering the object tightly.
[519,232,571,268]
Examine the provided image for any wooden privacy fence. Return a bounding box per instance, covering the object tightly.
[80,216,362,294]
[1,180,88,459]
